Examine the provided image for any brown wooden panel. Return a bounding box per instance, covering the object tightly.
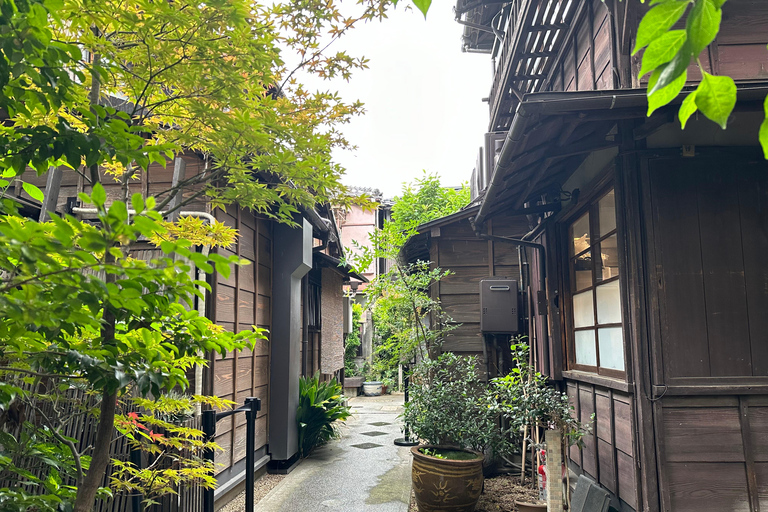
[258,233,272,263]
[241,210,256,230]
[440,267,494,294]
[718,44,768,80]
[442,323,483,353]
[613,398,633,456]
[579,386,597,478]
[238,262,255,293]
[489,215,530,237]
[617,449,637,509]
[239,290,255,325]
[595,392,612,443]
[492,266,520,280]
[257,264,272,297]
[564,45,577,92]
[598,438,616,493]
[443,219,477,238]
[666,462,750,512]
[441,294,480,323]
[755,462,768,509]
[438,239,490,267]
[738,167,768,375]
[257,295,271,326]
[232,415,268,463]
[238,356,268,393]
[491,245,519,266]
[214,430,232,473]
[720,0,768,45]
[234,385,269,425]
[650,159,710,378]
[748,407,768,462]
[577,51,593,91]
[595,61,612,90]
[697,170,752,377]
[592,5,611,82]
[213,356,257,396]
[215,284,235,323]
[240,225,256,261]
[662,407,744,462]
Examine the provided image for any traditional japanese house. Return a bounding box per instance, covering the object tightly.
[17,154,358,506]
[452,0,768,511]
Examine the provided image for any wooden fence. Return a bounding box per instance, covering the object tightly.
[0,381,205,512]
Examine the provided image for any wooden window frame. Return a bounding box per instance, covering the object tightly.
[564,186,626,380]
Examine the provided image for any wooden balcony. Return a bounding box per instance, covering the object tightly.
[488,0,577,132]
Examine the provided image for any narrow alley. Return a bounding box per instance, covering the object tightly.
[256,394,411,512]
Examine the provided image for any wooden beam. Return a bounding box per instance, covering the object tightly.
[39,166,63,222]
[740,397,760,512]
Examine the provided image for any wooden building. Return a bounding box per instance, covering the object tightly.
[450,1,768,511]
[17,154,359,506]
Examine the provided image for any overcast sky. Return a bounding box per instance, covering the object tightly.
[327,4,493,198]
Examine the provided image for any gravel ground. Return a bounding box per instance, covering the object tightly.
[218,473,285,512]
[409,475,542,512]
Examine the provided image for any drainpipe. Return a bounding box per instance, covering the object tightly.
[476,232,550,377]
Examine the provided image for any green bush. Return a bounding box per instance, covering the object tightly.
[402,352,512,456]
[297,373,351,457]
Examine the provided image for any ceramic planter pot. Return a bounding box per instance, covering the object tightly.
[362,381,382,396]
[515,501,547,512]
[411,445,484,512]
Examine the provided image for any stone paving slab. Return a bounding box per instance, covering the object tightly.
[255,393,411,512]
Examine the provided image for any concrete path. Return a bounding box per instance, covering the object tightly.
[256,393,412,512]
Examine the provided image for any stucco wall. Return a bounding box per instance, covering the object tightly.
[321,268,344,374]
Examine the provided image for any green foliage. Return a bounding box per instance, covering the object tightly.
[344,303,363,377]
[402,352,511,456]
[631,0,768,156]
[492,341,588,448]
[297,373,351,458]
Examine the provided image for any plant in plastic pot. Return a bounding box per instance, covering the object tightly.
[403,352,512,512]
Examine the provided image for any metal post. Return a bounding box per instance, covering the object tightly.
[244,397,260,512]
[394,365,418,446]
[202,409,217,512]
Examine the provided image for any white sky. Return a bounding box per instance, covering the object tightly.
[327,3,493,198]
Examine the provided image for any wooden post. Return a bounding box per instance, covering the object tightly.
[39,166,63,221]
[546,429,564,512]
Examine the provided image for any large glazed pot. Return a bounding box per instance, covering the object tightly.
[411,445,484,512]
[362,381,382,396]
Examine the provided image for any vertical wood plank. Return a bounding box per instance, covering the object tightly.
[231,207,241,467]
[741,397,761,512]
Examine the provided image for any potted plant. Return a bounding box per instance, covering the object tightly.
[492,341,589,512]
[362,363,382,396]
[403,352,511,512]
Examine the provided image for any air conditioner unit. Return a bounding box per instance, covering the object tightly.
[483,132,507,188]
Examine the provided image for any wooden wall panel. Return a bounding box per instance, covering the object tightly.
[662,407,744,462]
[667,463,750,512]
[719,1,768,45]
[649,157,768,382]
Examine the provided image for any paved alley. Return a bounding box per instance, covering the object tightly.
[256,393,412,512]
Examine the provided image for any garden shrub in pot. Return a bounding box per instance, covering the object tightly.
[403,352,512,512]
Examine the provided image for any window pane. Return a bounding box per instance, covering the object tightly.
[597,234,620,281]
[598,327,625,370]
[573,290,595,328]
[572,253,593,291]
[575,330,597,366]
[598,190,616,237]
[570,212,590,257]
[596,280,622,324]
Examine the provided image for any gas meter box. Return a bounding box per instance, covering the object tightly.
[480,278,519,333]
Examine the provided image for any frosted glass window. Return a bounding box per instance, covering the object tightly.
[598,190,617,237]
[598,328,625,370]
[598,235,620,281]
[570,213,590,257]
[573,290,594,328]
[596,281,622,324]
[575,330,597,366]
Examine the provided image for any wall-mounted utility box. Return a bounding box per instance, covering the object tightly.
[480,278,519,333]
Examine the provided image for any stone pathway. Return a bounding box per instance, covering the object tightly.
[256,393,412,512]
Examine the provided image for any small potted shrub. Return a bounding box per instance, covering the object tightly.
[362,364,383,396]
[403,352,510,512]
[493,342,589,512]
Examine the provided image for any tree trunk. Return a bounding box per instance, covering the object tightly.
[73,390,117,512]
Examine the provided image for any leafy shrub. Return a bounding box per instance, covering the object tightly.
[297,373,351,457]
[402,352,511,456]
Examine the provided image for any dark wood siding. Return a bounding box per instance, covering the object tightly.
[646,154,768,387]
[212,206,272,472]
[566,382,637,509]
[433,214,528,375]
